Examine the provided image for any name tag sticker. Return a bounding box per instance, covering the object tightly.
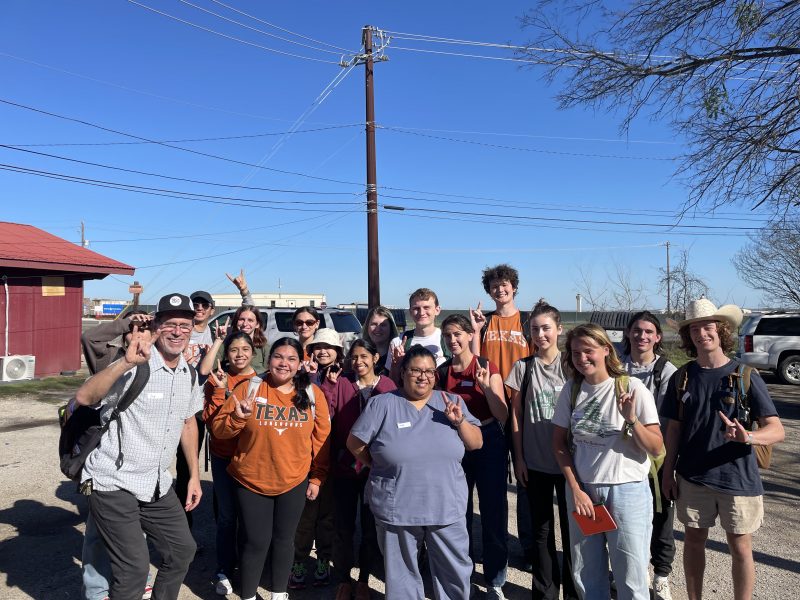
[681,392,691,404]
[147,392,163,400]
[511,330,522,336]
[397,421,411,429]
[555,385,564,392]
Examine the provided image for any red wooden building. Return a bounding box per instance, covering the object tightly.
[0,222,134,377]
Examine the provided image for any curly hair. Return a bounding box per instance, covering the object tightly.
[563,323,626,380]
[481,264,519,295]
[623,310,664,356]
[679,320,735,357]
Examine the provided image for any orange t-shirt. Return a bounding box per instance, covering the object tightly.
[479,311,530,391]
[211,379,331,495]
[203,371,260,460]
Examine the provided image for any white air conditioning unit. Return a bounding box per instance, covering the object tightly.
[0,355,36,382]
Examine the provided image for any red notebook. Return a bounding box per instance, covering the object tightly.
[572,504,618,536]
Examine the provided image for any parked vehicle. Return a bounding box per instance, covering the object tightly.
[209,307,362,353]
[737,311,800,385]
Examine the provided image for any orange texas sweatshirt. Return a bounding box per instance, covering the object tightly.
[211,378,331,496]
[203,371,260,460]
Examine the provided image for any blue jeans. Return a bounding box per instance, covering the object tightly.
[462,420,508,588]
[82,513,112,600]
[566,479,652,600]
[210,454,239,576]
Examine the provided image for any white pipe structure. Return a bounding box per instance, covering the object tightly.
[3,276,8,356]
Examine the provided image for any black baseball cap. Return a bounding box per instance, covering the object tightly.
[155,293,195,318]
[190,290,214,307]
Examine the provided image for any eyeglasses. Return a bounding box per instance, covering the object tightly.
[406,367,436,379]
[294,319,318,327]
[159,323,193,333]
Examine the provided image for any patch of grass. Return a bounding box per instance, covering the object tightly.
[0,375,85,399]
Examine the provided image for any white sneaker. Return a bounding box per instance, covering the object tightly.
[653,576,672,600]
[271,593,290,600]
[214,573,232,596]
[486,587,506,600]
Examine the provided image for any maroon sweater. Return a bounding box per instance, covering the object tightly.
[319,373,397,479]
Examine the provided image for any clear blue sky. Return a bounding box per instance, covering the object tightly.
[0,0,773,311]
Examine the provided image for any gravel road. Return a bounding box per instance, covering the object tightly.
[0,375,796,599]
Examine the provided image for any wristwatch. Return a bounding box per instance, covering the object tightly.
[745,433,754,445]
[623,417,638,437]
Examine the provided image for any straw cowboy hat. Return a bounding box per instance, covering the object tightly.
[678,297,744,329]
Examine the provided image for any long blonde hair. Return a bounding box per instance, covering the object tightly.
[563,323,626,380]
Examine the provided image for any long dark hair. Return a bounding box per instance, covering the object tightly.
[292,306,321,324]
[441,313,474,334]
[232,305,266,349]
[269,337,312,411]
[348,338,380,375]
[623,310,664,355]
[222,331,255,373]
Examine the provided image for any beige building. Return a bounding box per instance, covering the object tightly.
[211,292,326,310]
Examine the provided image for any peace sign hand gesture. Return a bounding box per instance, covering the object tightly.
[718,411,750,443]
[124,328,159,368]
[469,301,486,330]
[209,359,227,389]
[475,363,491,391]
[235,387,255,419]
[226,269,248,294]
[444,397,465,427]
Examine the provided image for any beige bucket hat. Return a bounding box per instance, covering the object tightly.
[306,328,343,351]
[678,297,743,329]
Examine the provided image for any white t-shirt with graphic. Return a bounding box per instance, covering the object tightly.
[386,328,446,369]
[551,376,659,485]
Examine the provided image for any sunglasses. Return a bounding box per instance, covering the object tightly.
[194,301,212,309]
[294,319,318,327]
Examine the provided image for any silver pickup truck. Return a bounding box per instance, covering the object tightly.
[737,312,800,385]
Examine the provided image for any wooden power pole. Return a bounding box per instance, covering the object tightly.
[665,241,671,314]
[363,26,380,310]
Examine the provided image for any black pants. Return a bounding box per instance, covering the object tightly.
[175,413,205,528]
[526,470,579,600]
[650,465,676,577]
[332,476,380,583]
[236,479,308,598]
[89,488,196,600]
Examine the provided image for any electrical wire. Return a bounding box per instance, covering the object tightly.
[0,163,360,212]
[178,0,345,55]
[0,52,361,125]
[0,144,358,196]
[6,123,363,147]
[382,126,675,161]
[208,0,354,53]
[0,97,364,188]
[125,0,343,64]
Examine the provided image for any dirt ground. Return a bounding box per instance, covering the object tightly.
[0,375,797,599]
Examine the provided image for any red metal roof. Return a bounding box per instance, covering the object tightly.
[0,222,134,275]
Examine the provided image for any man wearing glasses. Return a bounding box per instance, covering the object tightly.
[74,293,204,600]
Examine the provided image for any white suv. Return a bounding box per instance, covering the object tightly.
[738,312,800,385]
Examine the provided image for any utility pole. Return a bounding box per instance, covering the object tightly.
[665,241,671,314]
[363,26,380,310]
[80,221,86,247]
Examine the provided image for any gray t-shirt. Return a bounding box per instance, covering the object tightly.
[620,353,677,433]
[350,390,480,526]
[505,354,565,474]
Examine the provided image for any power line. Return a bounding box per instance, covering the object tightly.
[6,123,363,147]
[381,126,675,161]
[0,52,361,125]
[125,0,344,64]
[177,0,346,55]
[382,204,769,231]
[208,0,354,54]
[0,97,364,188]
[0,145,358,196]
[0,163,360,211]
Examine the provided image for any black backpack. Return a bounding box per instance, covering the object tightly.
[58,363,151,482]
